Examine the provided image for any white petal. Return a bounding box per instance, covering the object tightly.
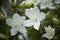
[23,32,28,40]
[13,15,25,25]
[24,19,34,27]
[6,18,14,27]
[55,0,60,4]
[14,16,25,25]
[42,33,51,39]
[20,16,26,24]
[52,28,55,34]
[44,27,49,33]
[47,4,55,9]
[48,6,55,9]
[42,33,54,39]
[25,8,34,19]
[18,25,27,34]
[37,12,46,21]
[18,26,28,40]
[18,35,24,40]
[12,13,22,25]
[48,25,51,29]
[10,27,17,36]
[21,16,26,21]
[44,27,52,35]
[40,0,52,4]
[40,2,54,9]
[40,4,47,9]
[13,13,21,19]
[48,25,55,35]
[44,26,52,33]
[42,33,48,37]
[44,25,53,33]
[34,21,40,30]
[25,7,40,19]
[32,7,40,14]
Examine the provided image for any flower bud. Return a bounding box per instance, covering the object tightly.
[53,17,59,25]
[46,11,51,19]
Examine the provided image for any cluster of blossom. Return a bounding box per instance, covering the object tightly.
[6,0,60,40]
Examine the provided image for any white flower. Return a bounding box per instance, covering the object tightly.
[25,0,40,6]
[6,13,27,37]
[24,7,46,30]
[40,0,55,9]
[55,0,60,4]
[42,25,55,40]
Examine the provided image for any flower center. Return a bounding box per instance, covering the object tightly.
[14,19,20,26]
[48,29,54,36]
[33,13,37,20]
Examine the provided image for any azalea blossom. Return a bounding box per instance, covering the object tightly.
[42,25,55,40]
[40,0,55,9]
[24,7,46,30]
[6,13,28,40]
[25,0,40,6]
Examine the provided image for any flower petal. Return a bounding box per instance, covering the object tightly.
[48,5,55,9]
[42,33,54,39]
[17,26,28,40]
[23,32,28,40]
[44,25,55,33]
[32,7,40,15]
[10,27,17,36]
[18,35,24,40]
[12,14,25,25]
[18,25,27,34]
[20,16,26,24]
[6,18,14,27]
[44,27,50,33]
[40,0,54,9]
[34,21,40,30]
[42,33,50,39]
[24,19,34,27]
[44,25,52,33]
[37,12,46,21]
[25,8,34,19]
[25,7,40,19]
[13,13,21,19]
[40,4,47,9]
